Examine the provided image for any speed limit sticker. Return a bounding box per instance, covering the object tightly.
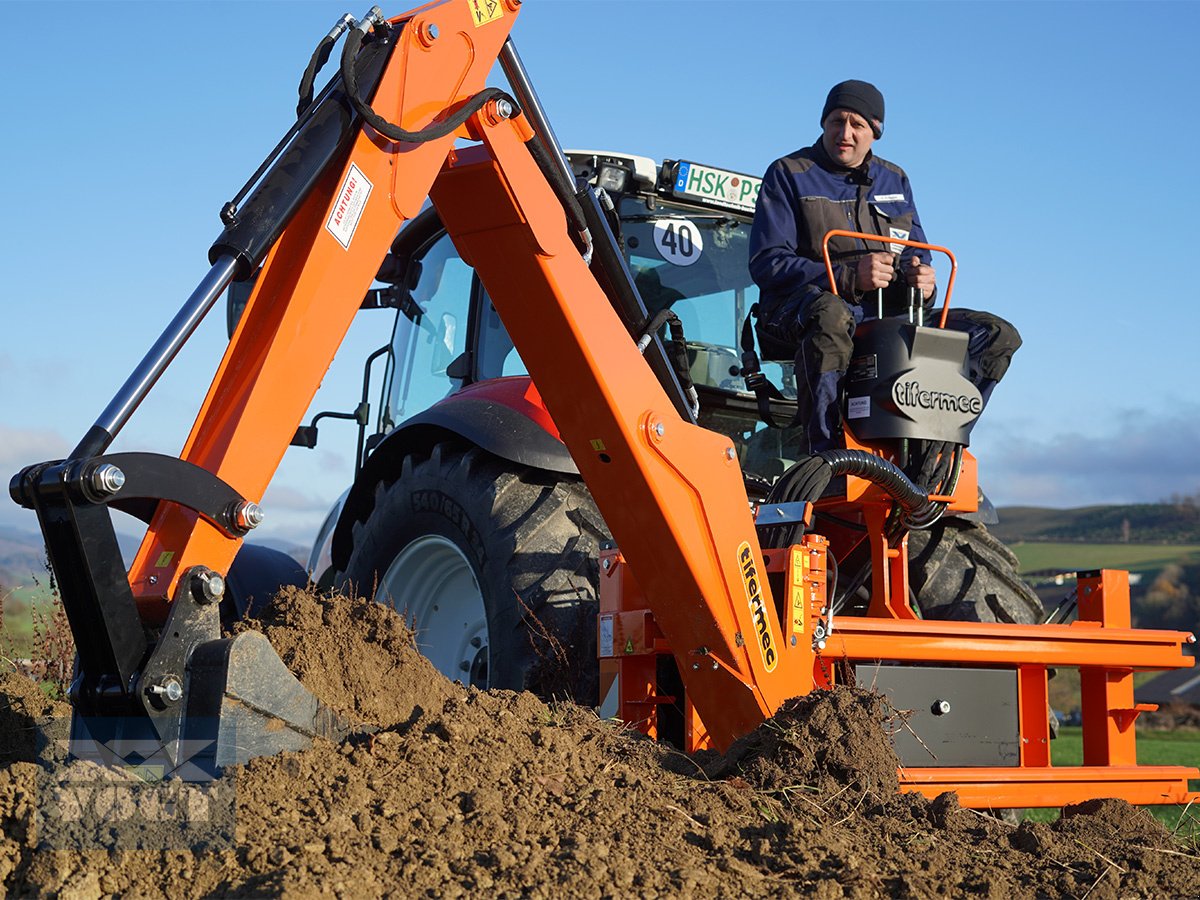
[652,218,704,267]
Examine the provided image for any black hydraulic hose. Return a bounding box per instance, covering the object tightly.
[819,450,934,517]
[340,21,514,143]
[524,136,594,258]
[769,450,934,518]
[297,14,354,117]
[339,20,592,258]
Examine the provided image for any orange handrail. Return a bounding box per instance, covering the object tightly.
[820,229,958,328]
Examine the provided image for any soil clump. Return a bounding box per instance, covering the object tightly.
[2,587,1198,897]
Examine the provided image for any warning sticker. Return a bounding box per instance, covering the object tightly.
[599,615,614,657]
[469,0,504,27]
[847,396,870,419]
[325,163,372,250]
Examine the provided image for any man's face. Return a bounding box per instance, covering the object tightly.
[821,109,875,168]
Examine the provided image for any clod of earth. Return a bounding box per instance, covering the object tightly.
[2,587,1198,897]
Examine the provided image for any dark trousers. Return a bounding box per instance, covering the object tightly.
[760,291,1022,452]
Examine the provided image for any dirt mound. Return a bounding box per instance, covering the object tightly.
[3,588,1199,897]
[0,672,68,767]
[715,687,901,801]
[243,583,456,729]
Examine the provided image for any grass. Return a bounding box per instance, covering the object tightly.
[1009,542,1200,577]
[1025,726,1200,840]
[1,577,74,695]
[1,580,60,657]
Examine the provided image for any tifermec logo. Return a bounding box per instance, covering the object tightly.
[892,378,982,416]
[738,542,778,672]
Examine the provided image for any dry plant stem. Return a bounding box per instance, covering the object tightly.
[1130,843,1200,860]
[1079,863,1115,900]
[1071,838,1127,874]
[1173,797,1196,835]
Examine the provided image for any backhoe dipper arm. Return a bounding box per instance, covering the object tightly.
[11,0,796,751]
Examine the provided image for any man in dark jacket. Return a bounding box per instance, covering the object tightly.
[749,80,1020,452]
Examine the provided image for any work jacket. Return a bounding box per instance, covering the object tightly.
[749,140,931,316]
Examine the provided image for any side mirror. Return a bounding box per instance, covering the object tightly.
[226,260,418,340]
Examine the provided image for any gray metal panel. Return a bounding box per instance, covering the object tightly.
[854,664,1020,767]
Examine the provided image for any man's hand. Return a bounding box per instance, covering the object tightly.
[905,256,936,298]
[855,252,896,291]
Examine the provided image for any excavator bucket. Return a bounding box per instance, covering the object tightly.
[71,631,352,780]
[9,453,352,780]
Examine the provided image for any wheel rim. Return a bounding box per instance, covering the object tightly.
[376,535,489,688]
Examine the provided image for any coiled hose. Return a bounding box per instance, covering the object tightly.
[760,449,951,550]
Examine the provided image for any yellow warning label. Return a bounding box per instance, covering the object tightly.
[791,550,805,635]
[590,439,607,452]
[468,0,504,27]
[154,551,175,568]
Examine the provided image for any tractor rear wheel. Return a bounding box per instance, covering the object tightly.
[339,442,609,704]
[907,518,1044,623]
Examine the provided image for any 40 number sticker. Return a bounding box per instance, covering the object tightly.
[652,218,704,267]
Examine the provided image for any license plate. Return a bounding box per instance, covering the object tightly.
[672,161,761,212]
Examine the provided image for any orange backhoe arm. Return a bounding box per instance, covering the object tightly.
[98,0,795,749]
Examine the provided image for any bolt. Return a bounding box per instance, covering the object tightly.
[654,422,665,438]
[470,636,482,648]
[691,663,700,670]
[816,640,826,650]
[602,558,611,571]
[192,569,226,605]
[819,607,828,615]
[933,699,951,716]
[494,98,513,119]
[790,635,797,646]
[813,625,826,641]
[149,677,183,704]
[725,447,736,461]
[234,501,265,531]
[425,22,439,40]
[459,660,470,672]
[90,464,126,497]
[148,575,158,585]
[1189,634,1197,644]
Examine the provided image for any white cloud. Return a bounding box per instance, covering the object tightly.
[0,426,69,473]
[974,406,1200,507]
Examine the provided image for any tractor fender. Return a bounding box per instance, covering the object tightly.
[328,378,577,573]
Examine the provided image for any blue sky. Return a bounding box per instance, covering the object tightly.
[1,0,1197,547]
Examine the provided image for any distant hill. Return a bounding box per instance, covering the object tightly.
[993,502,1200,545]
[0,524,307,589]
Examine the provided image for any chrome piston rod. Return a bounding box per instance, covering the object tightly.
[72,255,240,459]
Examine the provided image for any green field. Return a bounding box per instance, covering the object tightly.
[1,581,59,657]
[1009,542,1200,577]
[1026,727,1200,842]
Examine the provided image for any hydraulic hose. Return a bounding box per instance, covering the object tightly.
[339,18,592,258]
[819,450,935,518]
[340,17,514,143]
[767,450,935,519]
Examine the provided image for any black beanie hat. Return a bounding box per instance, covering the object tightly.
[821,80,885,138]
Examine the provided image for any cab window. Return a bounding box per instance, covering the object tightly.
[384,232,474,427]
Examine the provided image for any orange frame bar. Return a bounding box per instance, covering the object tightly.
[821,229,959,327]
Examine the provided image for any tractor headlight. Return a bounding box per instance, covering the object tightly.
[596,164,629,193]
